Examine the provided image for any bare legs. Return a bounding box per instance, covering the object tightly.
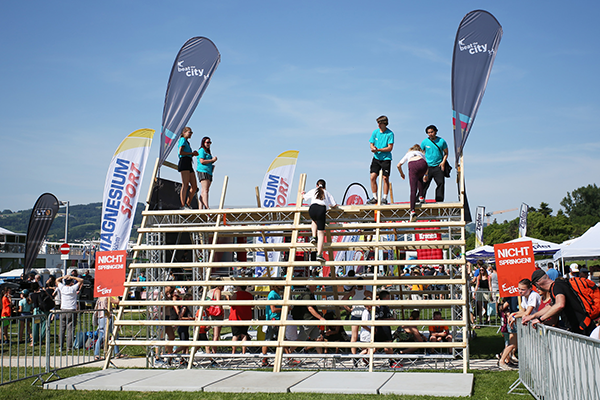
[199,178,211,209]
[180,171,198,208]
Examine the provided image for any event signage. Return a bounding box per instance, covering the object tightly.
[94,250,126,297]
[474,206,485,247]
[518,203,529,238]
[100,129,154,251]
[255,151,299,277]
[158,37,221,167]
[23,193,60,275]
[494,241,536,297]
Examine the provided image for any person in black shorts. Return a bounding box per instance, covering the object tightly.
[302,180,338,262]
[368,116,394,204]
[177,127,198,210]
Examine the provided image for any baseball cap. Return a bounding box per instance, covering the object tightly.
[531,270,547,285]
[570,263,579,272]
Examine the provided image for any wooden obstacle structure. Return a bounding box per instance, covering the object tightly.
[104,159,469,373]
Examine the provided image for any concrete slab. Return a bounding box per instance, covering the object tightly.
[290,371,394,394]
[205,371,316,393]
[44,369,125,390]
[380,372,473,397]
[72,369,166,391]
[123,369,243,392]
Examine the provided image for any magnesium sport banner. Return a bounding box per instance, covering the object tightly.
[23,193,60,275]
[474,206,485,247]
[158,37,221,167]
[94,250,126,297]
[494,241,535,297]
[452,10,502,160]
[255,151,299,277]
[100,129,154,251]
[518,203,529,238]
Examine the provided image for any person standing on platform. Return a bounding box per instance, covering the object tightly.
[367,115,394,205]
[421,125,448,202]
[196,136,217,209]
[397,144,428,222]
[178,127,199,210]
[302,179,338,262]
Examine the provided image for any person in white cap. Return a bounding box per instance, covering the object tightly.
[565,263,579,279]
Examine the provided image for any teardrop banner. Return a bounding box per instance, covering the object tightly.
[23,193,60,276]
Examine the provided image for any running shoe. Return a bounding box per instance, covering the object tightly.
[261,357,270,367]
[310,236,317,245]
[410,211,416,222]
[366,198,377,205]
[316,255,326,262]
[381,198,388,205]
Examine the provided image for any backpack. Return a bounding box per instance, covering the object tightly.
[40,289,55,313]
[569,277,600,329]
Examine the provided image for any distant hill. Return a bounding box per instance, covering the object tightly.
[0,203,144,242]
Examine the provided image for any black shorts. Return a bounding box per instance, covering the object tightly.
[309,203,327,230]
[374,326,392,342]
[370,158,391,177]
[232,325,249,337]
[178,157,193,172]
[197,172,213,182]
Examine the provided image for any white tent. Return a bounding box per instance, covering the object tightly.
[466,245,495,261]
[553,222,600,261]
[507,236,561,255]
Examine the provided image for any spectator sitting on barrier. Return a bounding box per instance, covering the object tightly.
[429,310,452,344]
[296,285,326,343]
[341,278,372,356]
[524,270,597,336]
[393,309,425,355]
[316,310,346,354]
[497,297,519,370]
[229,285,254,354]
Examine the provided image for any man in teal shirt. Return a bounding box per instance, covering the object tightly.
[420,125,448,202]
[367,115,394,204]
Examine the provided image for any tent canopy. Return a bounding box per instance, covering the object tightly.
[507,236,560,255]
[553,222,600,261]
[466,245,495,262]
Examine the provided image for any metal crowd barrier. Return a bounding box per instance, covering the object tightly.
[469,289,501,327]
[512,321,600,400]
[0,307,106,386]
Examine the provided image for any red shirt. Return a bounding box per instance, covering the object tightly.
[229,290,253,321]
[2,295,12,317]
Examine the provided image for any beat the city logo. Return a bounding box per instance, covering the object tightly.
[177,60,210,79]
[458,38,494,56]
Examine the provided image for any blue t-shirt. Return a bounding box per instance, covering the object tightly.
[178,137,193,159]
[369,128,394,161]
[196,148,214,174]
[265,290,281,320]
[421,136,448,167]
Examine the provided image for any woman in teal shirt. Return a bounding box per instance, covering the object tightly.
[197,136,217,209]
[178,127,198,209]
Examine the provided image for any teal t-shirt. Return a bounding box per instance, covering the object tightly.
[265,290,281,320]
[178,137,193,159]
[421,136,447,167]
[369,128,394,160]
[196,148,214,174]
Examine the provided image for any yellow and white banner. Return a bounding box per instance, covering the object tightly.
[100,129,154,251]
[256,150,299,276]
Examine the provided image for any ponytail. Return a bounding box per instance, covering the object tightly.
[315,179,326,200]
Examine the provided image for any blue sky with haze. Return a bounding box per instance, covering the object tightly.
[1,1,598,223]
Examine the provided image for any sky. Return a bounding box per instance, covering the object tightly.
[1,1,599,224]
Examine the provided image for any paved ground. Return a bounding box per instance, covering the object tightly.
[44,369,475,396]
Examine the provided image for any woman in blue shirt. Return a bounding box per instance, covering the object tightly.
[178,127,198,210]
[196,137,217,209]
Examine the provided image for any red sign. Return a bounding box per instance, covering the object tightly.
[60,243,70,255]
[94,250,126,297]
[494,241,536,297]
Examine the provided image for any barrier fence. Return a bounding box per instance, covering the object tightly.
[512,321,600,400]
[0,307,108,386]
